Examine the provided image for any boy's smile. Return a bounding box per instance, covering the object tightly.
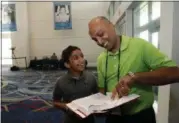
[68,49,85,72]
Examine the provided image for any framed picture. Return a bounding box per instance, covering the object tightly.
[53,1,72,30]
[1,3,17,32]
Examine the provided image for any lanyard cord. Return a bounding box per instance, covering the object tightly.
[104,36,121,95]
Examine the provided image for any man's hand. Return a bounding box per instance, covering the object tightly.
[111,74,135,99]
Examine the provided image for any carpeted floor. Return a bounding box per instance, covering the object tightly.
[1,66,99,123]
[2,68,66,103]
[1,96,64,123]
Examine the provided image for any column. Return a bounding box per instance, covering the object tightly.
[157,2,179,123]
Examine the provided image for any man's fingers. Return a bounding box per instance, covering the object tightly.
[123,83,130,96]
[118,84,130,97]
[122,89,129,96]
[113,83,125,98]
[124,82,130,90]
[111,89,117,99]
[111,79,131,100]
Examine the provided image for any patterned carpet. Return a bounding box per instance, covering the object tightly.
[1,67,99,123]
[1,68,67,123]
[2,68,67,103]
[2,68,97,103]
[1,96,64,123]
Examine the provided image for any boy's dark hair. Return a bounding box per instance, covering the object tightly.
[62,45,81,63]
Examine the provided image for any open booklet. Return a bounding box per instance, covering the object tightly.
[66,92,140,118]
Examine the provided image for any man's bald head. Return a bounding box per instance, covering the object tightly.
[88,16,118,52]
[88,16,113,36]
[88,16,111,27]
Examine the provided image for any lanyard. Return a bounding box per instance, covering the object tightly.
[104,36,121,95]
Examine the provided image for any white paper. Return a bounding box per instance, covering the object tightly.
[67,92,140,118]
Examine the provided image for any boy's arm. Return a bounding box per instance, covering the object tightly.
[53,82,68,110]
[91,73,99,93]
[53,101,68,110]
[99,88,105,94]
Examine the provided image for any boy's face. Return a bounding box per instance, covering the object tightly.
[67,49,85,72]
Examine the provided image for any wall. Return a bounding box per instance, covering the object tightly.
[28,2,106,66]
[157,2,179,123]
[2,2,29,68]
[169,2,179,123]
[111,1,133,25]
[157,2,173,123]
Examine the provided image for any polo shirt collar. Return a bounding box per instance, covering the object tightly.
[67,71,86,81]
[107,35,130,55]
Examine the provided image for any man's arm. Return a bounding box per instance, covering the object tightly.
[133,40,179,86]
[113,40,179,98]
[133,67,179,86]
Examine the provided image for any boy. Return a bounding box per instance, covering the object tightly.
[53,45,98,123]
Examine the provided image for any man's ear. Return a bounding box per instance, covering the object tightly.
[64,62,70,68]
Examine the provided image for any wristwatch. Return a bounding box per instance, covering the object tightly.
[128,71,135,78]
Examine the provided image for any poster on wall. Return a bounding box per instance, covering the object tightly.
[1,3,17,32]
[53,1,72,30]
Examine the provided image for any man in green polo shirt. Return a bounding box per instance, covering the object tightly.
[88,16,179,123]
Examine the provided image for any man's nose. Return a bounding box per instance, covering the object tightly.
[96,37,103,45]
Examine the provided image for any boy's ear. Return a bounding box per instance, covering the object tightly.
[64,62,70,68]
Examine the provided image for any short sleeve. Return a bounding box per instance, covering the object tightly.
[142,40,177,70]
[53,82,63,101]
[97,55,105,88]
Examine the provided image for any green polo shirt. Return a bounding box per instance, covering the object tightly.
[97,35,177,115]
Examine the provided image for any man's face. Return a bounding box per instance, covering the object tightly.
[88,19,117,51]
[67,49,85,72]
